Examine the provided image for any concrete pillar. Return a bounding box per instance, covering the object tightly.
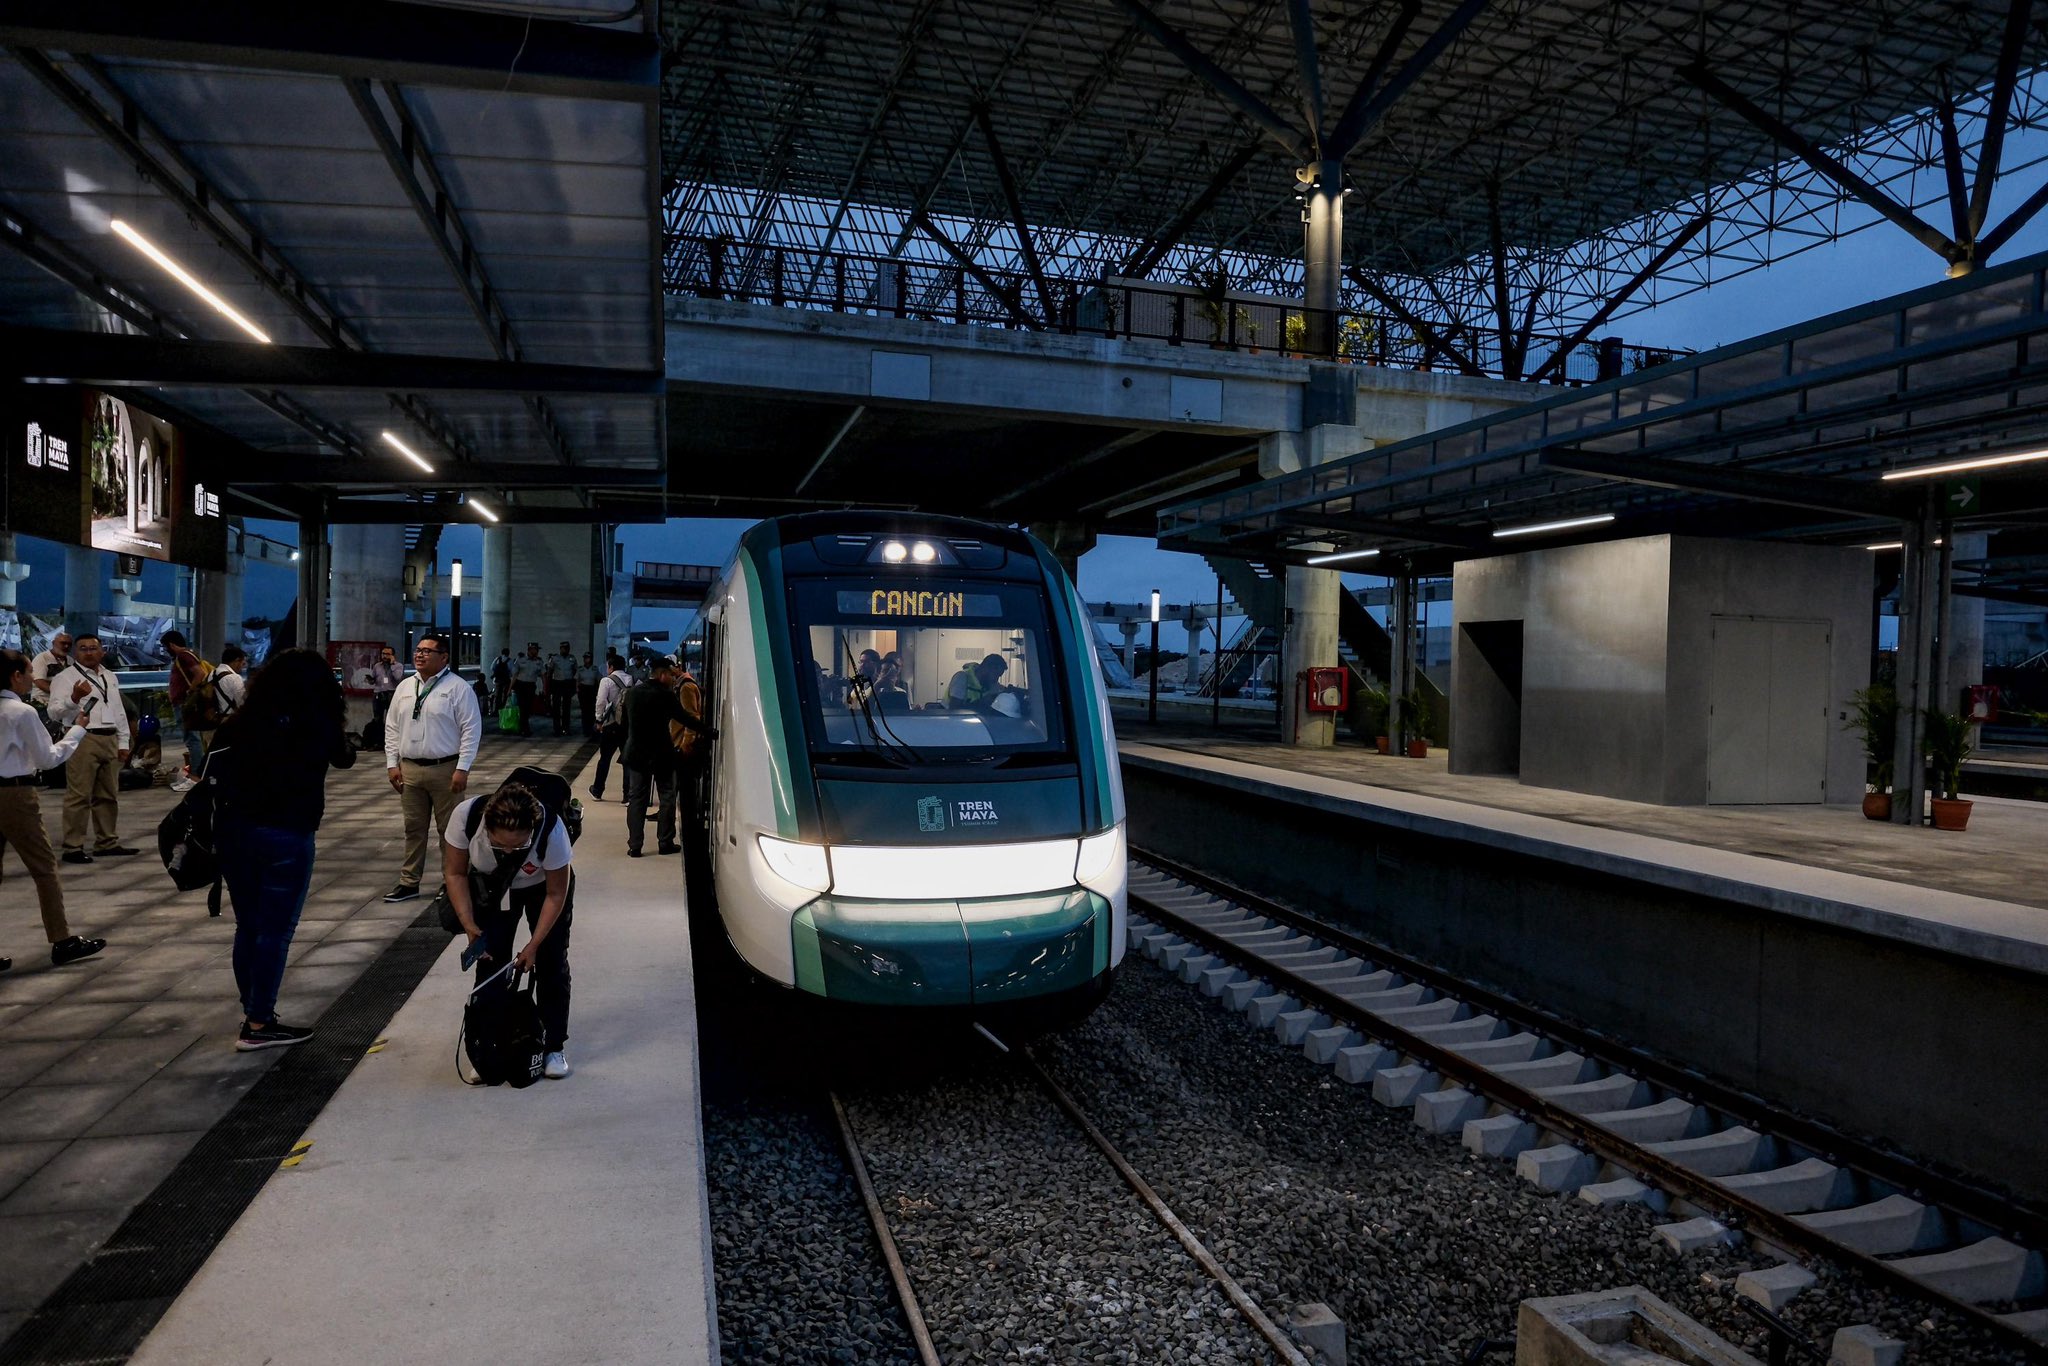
[504,525,599,659]
[219,522,246,649]
[1891,492,1939,824]
[0,532,27,613]
[482,525,512,662]
[109,575,143,614]
[329,523,407,651]
[1390,571,1415,746]
[1028,521,1097,585]
[1945,532,1987,707]
[63,546,98,635]
[1302,159,1344,355]
[1282,563,1341,747]
[298,516,330,659]
[1119,621,1139,673]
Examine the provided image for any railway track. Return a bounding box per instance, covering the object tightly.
[1125,852,2048,1362]
[829,1047,1317,1366]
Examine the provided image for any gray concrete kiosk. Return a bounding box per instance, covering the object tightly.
[1451,535,1874,806]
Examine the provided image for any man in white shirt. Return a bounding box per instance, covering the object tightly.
[547,641,578,735]
[30,630,70,699]
[380,632,483,902]
[46,633,138,863]
[511,643,544,737]
[214,644,248,717]
[0,646,106,971]
[589,654,633,801]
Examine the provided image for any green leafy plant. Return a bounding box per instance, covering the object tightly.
[1349,679,1389,739]
[1190,262,1231,341]
[1283,312,1307,354]
[1844,684,1898,791]
[1923,706,1973,800]
[1400,688,1435,743]
[1338,314,1378,361]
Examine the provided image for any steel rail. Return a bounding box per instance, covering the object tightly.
[827,1091,944,1366]
[1127,852,2048,1362]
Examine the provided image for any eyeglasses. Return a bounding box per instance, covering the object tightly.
[414,646,444,656]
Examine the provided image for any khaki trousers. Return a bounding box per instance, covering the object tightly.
[398,759,463,888]
[62,731,121,853]
[0,786,68,942]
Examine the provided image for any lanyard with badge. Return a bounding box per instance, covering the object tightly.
[79,667,109,722]
[412,669,444,721]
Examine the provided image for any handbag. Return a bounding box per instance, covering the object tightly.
[157,748,228,916]
[458,962,546,1088]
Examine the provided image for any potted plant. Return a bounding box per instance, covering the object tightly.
[1401,689,1433,758]
[1924,706,1974,830]
[1191,263,1231,346]
[1844,684,1897,820]
[1283,312,1307,357]
[1349,681,1389,752]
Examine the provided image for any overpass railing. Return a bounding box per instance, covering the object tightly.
[664,233,1685,387]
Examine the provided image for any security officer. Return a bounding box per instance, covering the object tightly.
[381,632,483,903]
[47,633,139,863]
[547,640,578,736]
[0,648,106,971]
[511,643,544,736]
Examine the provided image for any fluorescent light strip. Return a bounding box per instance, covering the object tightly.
[1880,448,2048,481]
[380,431,435,474]
[109,219,271,344]
[470,498,500,523]
[1306,547,1381,566]
[1863,539,1942,551]
[1492,513,1615,539]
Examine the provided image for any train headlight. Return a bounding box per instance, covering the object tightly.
[757,835,832,894]
[880,540,908,563]
[1074,825,1126,887]
[910,540,937,563]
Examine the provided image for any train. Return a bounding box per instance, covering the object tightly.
[695,512,1127,1027]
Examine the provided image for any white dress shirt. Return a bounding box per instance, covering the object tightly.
[382,664,482,771]
[48,663,130,746]
[29,649,67,692]
[0,690,87,777]
[215,666,246,715]
[593,669,631,726]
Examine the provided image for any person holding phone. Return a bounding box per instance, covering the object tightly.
[0,648,105,972]
[206,648,357,1049]
[442,782,575,1080]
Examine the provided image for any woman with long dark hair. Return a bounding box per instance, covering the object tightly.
[208,648,356,1050]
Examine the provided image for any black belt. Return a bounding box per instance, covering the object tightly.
[86,728,118,736]
[0,773,42,787]
[405,754,460,766]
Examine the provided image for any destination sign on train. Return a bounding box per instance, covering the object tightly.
[839,589,1003,618]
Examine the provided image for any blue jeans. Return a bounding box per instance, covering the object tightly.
[220,818,316,1025]
[183,727,208,774]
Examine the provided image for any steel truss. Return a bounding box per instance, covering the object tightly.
[661,0,2048,373]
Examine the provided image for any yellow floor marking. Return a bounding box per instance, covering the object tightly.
[280,1139,314,1169]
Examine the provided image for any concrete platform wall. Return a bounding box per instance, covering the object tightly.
[1123,755,2048,1209]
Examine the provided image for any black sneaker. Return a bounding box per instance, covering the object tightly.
[94,845,141,857]
[51,936,106,966]
[588,785,604,801]
[627,848,643,859]
[657,844,681,856]
[61,849,93,865]
[383,883,420,903]
[236,1020,313,1051]
[0,956,12,973]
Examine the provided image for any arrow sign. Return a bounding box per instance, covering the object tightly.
[1945,477,1980,513]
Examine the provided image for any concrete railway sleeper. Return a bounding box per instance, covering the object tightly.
[1125,852,2048,1361]
[829,1048,1317,1366]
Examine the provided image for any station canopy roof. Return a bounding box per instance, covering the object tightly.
[1156,248,2048,569]
[0,1,666,526]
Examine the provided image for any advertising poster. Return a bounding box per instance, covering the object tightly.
[82,390,227,571]
[5,385,88,547]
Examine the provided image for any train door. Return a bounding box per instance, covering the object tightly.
[702,606,727,863]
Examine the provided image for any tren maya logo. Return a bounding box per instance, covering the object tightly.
[916,795,946,833]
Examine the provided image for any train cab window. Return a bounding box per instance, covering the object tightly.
[790,579,1067,764]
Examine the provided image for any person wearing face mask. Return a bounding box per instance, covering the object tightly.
[0,648,106,972]
[46,633,139,864]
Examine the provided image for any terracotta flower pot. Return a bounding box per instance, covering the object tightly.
[1861,792,1891,821]
[1406,738,1428,758]
[1930,797,1973,831]
[1375,735,1390,754]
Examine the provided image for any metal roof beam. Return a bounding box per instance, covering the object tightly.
[224,465,662,491]
[0,325,662,395]
[1538,448,1902,519]
[320,499,666,526]
[1111,0,1306,159]
[1527,210,1712,383]
[1680,61,1962,269]
[1325,1,1418,160]
[1326,0,1486,159]
[907,211,1041,329]
[1121,141,1263,278]
[349,80,578,467]
[1277,510,1496,551]
[1284,0,1324,146]
[0,0,658,102]
[974,105,1055,325]
[1971,0,2033,239]
[1345,267,1485,375]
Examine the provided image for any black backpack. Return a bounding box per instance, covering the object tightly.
[459,964,546,1088]
[434,766,583,935]
[157,748,228,916]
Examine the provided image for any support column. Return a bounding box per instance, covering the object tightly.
[1302,158,1345,355]
[1891,492,1939,824]
[0,532,28,614]
[109,573,143,615]
[63,546,98,635]
[329,524,407,650]
[1945,531,1988,720]
[1390,570,1416,749]
[1282,561,1340,747]
[298,515,330,660]
[1028,521,1097,585]
[218,522,246,649]
[1119,621,1138,673]
[482,525,512,663]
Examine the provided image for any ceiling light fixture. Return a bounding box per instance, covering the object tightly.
[109,219,271,344]
[380,431,435,474]
[470,498,500,523]
[1492,513,1616,539]
[1863,539,1942,551]
[1306,547,1381,565]
[1880,447,2048,481]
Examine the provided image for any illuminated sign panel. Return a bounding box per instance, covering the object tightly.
[6,388,88,546]
[838,589,1003,619]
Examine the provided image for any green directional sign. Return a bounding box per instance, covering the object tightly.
[1944,477,1981,515]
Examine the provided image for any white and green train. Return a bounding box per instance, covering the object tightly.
[696,513,1127,1027]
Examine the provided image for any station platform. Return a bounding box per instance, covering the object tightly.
[1115,731,2048,1209]
[0,735,715,1365]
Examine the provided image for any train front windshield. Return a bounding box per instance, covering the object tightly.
[792,579,1067,764]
